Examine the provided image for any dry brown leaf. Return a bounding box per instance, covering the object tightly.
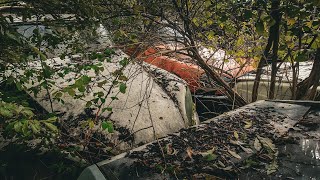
[267,160,278,175]
[240,145,254,154]
[187,147,193,159]
[199,147,215,156]
[223,166,233,171]
[254,138,262,151]
[244,120,252,129]
[230,140,245,145]
[257,135,276,152]
[218,160,226,167]
[166,143,173,155]
[228,149,241,159]
[234,131,239,140]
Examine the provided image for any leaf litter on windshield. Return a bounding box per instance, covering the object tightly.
[128,105,288,179]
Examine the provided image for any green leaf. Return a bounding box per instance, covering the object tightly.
[14,122,23,133]
[296,52,307,62]
[22,121,30,136]
[78,85,85,92]
[75,75,91,87]
[90,52,98,60]
[102,121,114,133]
[45,117,57,123]
[244,10,252,20]
[255,20,265,35]
[21,108,34,118]
[106,58,112,62]
[98,80,108,87]
[119,83,127,94]
[112,80,119,85]
[67,88,76,96]
[104,48,115,57]
[118,75,128,81]
[44,122,58,132]
[102,107,112,113]
[119,58,129,67]
[267,17,276,27]
[5,122,15,132]
[54,92,63,98]
[203,153,217,161]
[200,147,217,161]
[86,101,92,107]
[287,18,296,26]
[0,107,14,118]
[16,81,23,91]
[30,122,41,134]
[97,92,104,97]
[100,98,106,103]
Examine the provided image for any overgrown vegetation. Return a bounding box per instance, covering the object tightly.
[0,0,319,179]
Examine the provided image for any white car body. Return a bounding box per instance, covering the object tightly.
[2,16,198,152]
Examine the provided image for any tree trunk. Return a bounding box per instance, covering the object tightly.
[268,0,281,99]
[251,37,272,102]
[291,61,299,99]
[296,48,320,99]
[252,0,281,102]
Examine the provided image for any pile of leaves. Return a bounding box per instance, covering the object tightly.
[128,106,283,179]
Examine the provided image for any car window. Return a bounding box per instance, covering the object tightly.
[12,22,112,58]
[16,24,50,38]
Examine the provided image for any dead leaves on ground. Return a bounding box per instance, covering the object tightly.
[228,149,242,159]
[162,121,279,177]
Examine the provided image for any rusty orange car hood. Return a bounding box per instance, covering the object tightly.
[125,46,254,93]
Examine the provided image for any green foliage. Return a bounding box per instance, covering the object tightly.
[0,101,34,118]
[101,121,114,133]
[119,83,127,94]
[255,20,265,35]
[1,1,318,178]
[0,101,58,138]
[0,1,129,178]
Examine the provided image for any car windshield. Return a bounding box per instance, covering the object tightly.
[10,17,111,58]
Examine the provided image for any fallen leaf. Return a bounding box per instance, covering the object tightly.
[88,120,95,129]
[166,144,173,155]
[240,145,254,154]
[257,136,276,152]
[199,147,217,161]
[234,131,239,140]
[230,140,245,145]
[187,147,193,159]
[254,138,262,151]
[218,160,226,167]
[228,149,241,159]
[266,160,278,175]
[244,120,252,129]
[223,166,233,171]
[199,147,215,156]
[203,153,218,161]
